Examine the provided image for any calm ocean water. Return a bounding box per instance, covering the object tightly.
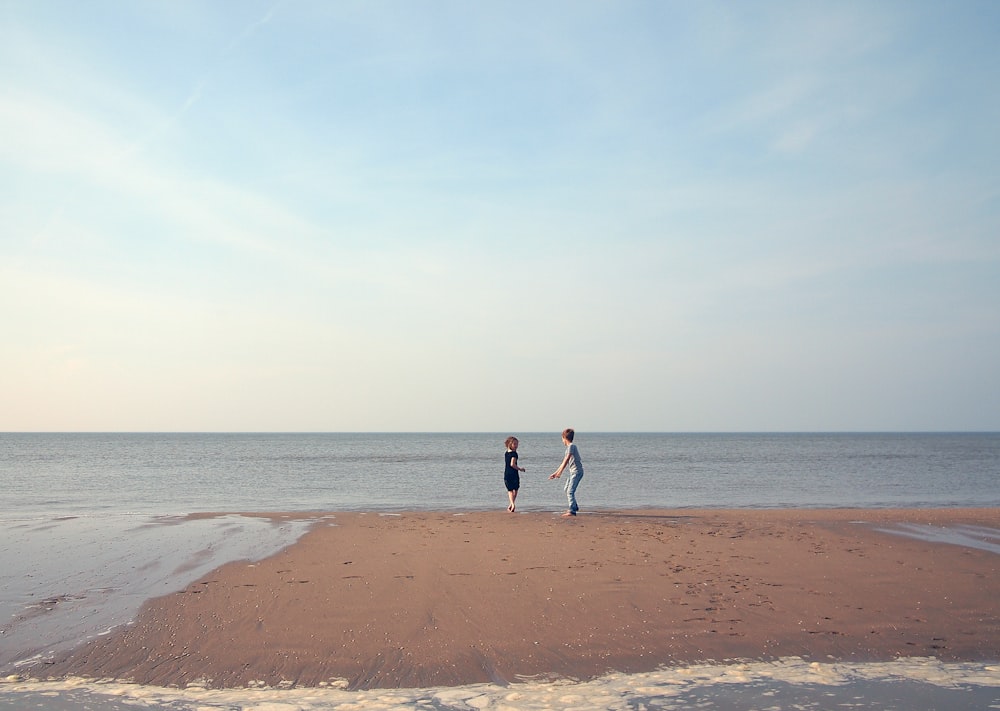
[2,433,999,710]
[3,432,1000,516]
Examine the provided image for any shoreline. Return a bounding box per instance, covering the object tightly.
[19,508,1000,690]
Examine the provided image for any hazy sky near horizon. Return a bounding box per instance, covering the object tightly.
[2,1,998,432]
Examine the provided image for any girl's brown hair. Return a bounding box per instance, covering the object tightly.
[504,436,518,449]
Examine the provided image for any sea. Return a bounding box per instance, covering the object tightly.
[2,432,999,710]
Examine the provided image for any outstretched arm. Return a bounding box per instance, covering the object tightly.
[549,451,571,479]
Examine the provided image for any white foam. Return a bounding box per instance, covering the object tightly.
[2,658,998,710]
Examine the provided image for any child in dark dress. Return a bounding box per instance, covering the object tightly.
[504,436,525,512]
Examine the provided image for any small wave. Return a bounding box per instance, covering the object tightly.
[2,658,998,710]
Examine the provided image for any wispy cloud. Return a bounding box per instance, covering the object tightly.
[223,0,283,54]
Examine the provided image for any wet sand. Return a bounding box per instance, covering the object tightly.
[0,513,317,672]
[26,508,1000,690]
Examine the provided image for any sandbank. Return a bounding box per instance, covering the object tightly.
[26,508,1000,690]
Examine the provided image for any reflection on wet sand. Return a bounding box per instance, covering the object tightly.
[0,514,315,671]
[877,523,1000,554]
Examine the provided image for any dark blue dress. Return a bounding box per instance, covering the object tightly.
[504,450,520,491]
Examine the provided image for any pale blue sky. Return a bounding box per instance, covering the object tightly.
[2,1,998,432]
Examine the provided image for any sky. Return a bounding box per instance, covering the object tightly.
[1,1,998,433]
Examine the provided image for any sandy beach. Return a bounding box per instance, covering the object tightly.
[26,508,999,690]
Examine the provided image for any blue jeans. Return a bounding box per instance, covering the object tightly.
[565,470,583,514]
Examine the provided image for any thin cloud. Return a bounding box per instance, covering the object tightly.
[223,0,283,55]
